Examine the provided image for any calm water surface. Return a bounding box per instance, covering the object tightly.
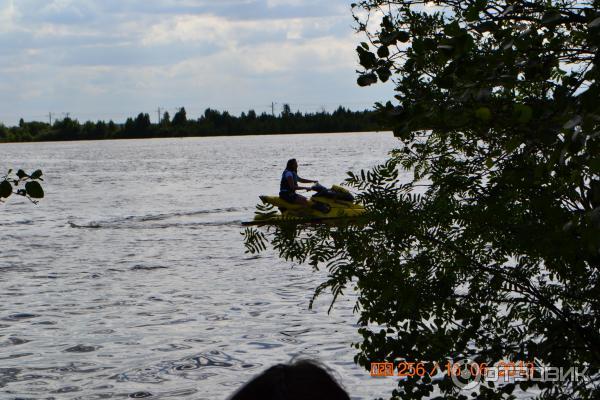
[1,132,404,399]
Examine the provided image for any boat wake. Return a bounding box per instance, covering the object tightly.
[68,207,247,230]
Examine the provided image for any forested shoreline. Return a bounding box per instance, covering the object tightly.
[0,105,384,143]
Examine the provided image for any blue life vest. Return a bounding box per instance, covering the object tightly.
[280,170,298,193]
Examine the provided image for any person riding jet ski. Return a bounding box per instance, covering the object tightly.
[242,163,364,225]
[279,158,318,205]
[280,159,330,213]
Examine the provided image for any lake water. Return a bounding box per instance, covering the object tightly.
[0,132,402,399]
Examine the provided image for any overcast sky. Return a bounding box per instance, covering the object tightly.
[0,0,393,126]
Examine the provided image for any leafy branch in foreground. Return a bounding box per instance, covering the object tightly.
[0,169,45,204]
[246,1,599,399]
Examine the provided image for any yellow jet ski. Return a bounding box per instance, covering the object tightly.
[244,184,365,225]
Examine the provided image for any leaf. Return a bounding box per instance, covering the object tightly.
[475,107,492,121]
[381,15,393,31]
[589,180,600,207]
[377,46,390,58]
[357,47,377,69]
[444,21,461,37]
[591,157,600,174]
[0,180,12,198]
[376,67,392,82]
[379,32,397,46]
[396,31,410,43]
[16,169,27,179]
[500,4,514,17]
[412,38,424,54]
[436,74,454,89]
[502,40,514,51]
[464,6,480,21]
[25,181,44,199]
[563,115,582,129]
[475,21,497,33]
[357,73,378,87]
[541,11,561,25]
[589,17,600,28]
[513,104,533,124]
[30,169,43,180]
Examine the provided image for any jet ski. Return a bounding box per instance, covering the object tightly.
[244,184,365,225]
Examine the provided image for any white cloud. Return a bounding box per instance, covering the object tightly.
[0,0,393,125]
[140,14,238,47]
[0,0,20,33]
[267,0,307,6]
[139,13,345,48]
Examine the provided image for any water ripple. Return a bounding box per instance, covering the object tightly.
[2,133,404,400]
[2,313,40,321]
[116,350,260,384]
[64,344,101,353]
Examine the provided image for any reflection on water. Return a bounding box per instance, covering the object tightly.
[1,132,400,399]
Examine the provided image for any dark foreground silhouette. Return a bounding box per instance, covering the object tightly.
[228,360,350,400]
[0,106,384,143]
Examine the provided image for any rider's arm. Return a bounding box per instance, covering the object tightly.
[287,175,311,191]
[298,177,317,184]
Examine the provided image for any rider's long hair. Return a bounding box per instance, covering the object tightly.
[286,158,297,173]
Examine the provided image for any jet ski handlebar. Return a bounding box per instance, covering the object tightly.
[311,182,326,193]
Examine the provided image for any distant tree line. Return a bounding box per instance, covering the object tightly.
[0,105,384,143]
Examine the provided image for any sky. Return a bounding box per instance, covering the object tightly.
[0,0,394,126]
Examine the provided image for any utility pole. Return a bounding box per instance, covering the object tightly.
[271,102,276,116]
[48,112,52,125]
[157,107,161,124]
